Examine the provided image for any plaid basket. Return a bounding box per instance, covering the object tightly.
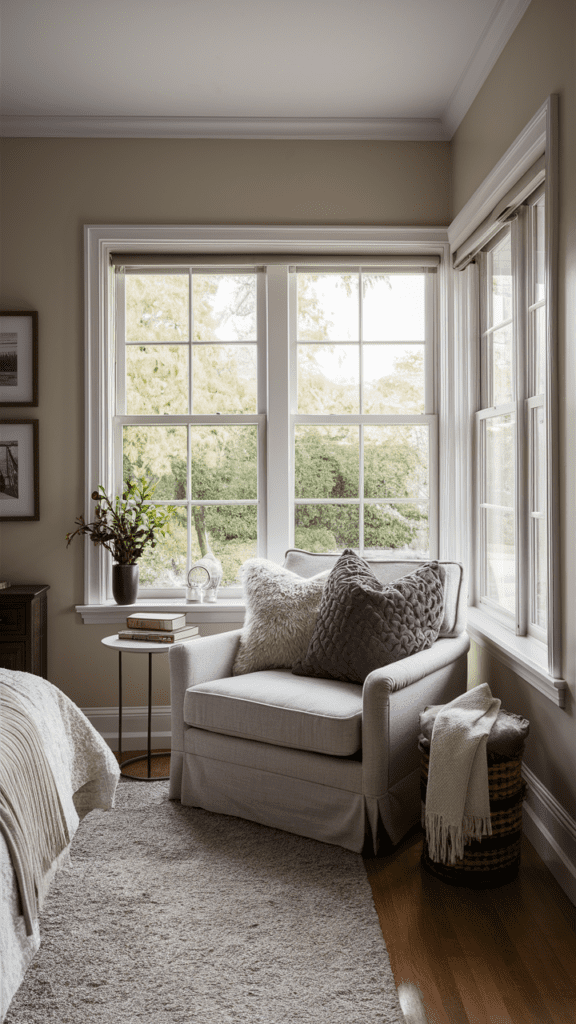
[419,742,527,888]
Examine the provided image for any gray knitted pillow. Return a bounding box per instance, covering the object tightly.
[292,549,445,685]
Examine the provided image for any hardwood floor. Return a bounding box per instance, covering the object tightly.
[364,827,576,1024]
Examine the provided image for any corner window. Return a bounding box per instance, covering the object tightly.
[451,97,564,705]
[476,187,547,640]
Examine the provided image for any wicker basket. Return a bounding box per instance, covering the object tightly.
[420,743,527,888]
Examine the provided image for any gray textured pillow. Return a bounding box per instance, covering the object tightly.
[232,558,329,676]
[292,549,445,684]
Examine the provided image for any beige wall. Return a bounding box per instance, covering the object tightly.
[0,138,450,711]
[452,0,576,819]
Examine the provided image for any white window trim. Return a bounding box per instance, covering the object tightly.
[450,95,566,708]
[81,225,451,623]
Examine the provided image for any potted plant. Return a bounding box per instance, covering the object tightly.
[66,478,176,604]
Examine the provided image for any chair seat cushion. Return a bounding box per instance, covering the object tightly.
[183,670,363,756]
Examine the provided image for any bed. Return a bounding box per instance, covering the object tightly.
[0,667,120,1021]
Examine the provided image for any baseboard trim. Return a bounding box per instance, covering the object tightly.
[522,764,576,906]
[84,705,171,751]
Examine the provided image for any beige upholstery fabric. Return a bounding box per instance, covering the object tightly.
[184,671,363,756]
[169,552,470,853]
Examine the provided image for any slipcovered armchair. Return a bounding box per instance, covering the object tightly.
[169,551,469,854]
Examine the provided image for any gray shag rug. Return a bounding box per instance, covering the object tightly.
[6,780,406,1023]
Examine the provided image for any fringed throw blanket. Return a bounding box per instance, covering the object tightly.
[0,684,70,936]
[421,683,501,865]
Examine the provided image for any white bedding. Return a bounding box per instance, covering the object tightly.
[0,668,120,1021]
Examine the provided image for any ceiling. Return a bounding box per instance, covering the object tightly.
[0,0,531,139]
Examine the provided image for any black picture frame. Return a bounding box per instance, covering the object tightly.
[0,311,39,407]
[0,420,39,521]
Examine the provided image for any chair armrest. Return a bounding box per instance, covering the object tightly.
[169,630,242,754]
[361,634,470,799]
[363,633,470,697]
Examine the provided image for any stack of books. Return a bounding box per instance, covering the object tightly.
[118,613,199,644]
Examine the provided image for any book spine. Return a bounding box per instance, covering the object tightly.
[118,630,175,638]
[118,631,199,643]
[126,617,185,630]
[120,626,198,636]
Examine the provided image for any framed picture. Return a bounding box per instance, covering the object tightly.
[0,311,38,406]
[0,420,39,521]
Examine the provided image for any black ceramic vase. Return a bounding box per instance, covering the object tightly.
[112,563,139,605]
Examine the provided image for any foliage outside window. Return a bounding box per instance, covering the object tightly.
[294,270,433,558]
[114,264,437,594]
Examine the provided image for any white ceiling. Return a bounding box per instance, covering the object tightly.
[0,0,531,139]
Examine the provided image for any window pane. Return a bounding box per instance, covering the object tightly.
[125,273,189,343]
[532,304,546,397]
[533,516,547,631]
[295,503,359,551]
[190,426,257,500]
[138,507,187,588]
[295,426,358,499]
[364,425,429,501]
[491,324,514,406]
[297,273,359,341]
[363,273,425,341]
[363,345,424,414]
[532,406,546,514]
[192,274,256,341]
[484,508,515,615]
[297,344,359,413]
[534,199,546,303]
[192,344,257,413]
[192,505,257,585]
[485,415,514,508]
[490,235,512,326]
[123,425,187,500]
[126,345,188,415]
[364,503,429,557]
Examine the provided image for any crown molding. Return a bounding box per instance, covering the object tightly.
[442,0,533,136]
[0,114,450,141]
[0,0,532,143]
[448,95,549,252]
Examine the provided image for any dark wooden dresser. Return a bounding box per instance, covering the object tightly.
[0,584,49,678]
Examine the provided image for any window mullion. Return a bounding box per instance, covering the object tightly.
[266,265,292,562]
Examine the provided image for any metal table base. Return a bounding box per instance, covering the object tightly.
[117,649,170,781]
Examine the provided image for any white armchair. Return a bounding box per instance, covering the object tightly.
[169,551,469,854]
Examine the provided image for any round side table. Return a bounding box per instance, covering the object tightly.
[101,634,191,781]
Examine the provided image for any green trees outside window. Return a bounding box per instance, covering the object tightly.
[118,268,433,588]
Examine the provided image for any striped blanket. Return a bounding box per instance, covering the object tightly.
[0,684,70,936]
[0,668,120,1022]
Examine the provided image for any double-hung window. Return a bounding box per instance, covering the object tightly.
[115,266,265,593]
[477,190,547,638]
[293,268,436,561]
[452,96,563,705]
[98,255,438,600]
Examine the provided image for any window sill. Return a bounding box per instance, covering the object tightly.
[466,607,566,708]
[75,599,246,626]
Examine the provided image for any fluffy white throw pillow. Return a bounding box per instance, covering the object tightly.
[232,558,329,676]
